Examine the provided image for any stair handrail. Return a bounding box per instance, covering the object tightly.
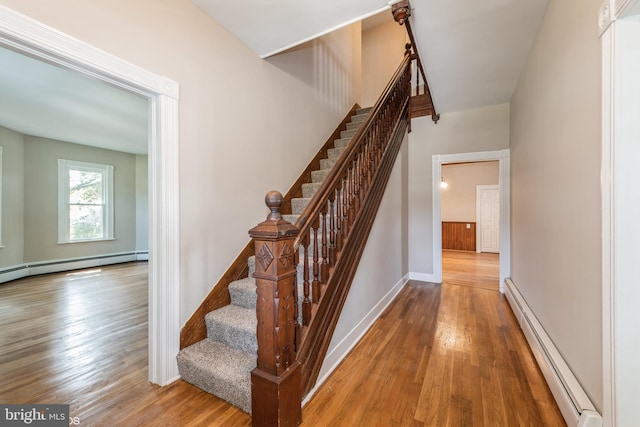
[292,52,412,247]
[249,49,415,426]
[392,0,440,123]
[291,49,413,393]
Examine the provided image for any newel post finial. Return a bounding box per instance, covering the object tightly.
[248,191,302,427]
[265,190,283,221]
[392,0,411,25]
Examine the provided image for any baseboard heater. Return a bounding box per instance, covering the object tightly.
[504,278,602,427]
[0,251,148,284]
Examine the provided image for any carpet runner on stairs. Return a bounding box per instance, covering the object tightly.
[176,106,371,413]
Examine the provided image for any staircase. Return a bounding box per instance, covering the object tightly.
[176,106,372,413]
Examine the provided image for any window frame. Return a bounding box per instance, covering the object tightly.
[58,159,114,243]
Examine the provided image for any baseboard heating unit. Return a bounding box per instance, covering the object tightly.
[504,278,602,427]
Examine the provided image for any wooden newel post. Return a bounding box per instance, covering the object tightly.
[249,191,302,427]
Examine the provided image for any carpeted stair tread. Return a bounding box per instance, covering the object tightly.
[333,138,350,149]
[291,197,312,215]
[346,121,363,130]
[228,277,256,309]
[177,339,255,413]
[302,182,323,198]
[320,158,337,171]
[205,305,257,354]
[340,128,357,139]
[311,169,330,183]
[356,107,372,115]
[327,147,345,160]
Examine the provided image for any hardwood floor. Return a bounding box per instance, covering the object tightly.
[442,249,500,291]
[0,263,250,426]
[0,259,565,426]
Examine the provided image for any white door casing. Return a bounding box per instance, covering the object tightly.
[0,6,181,385]
[600,1,640,425]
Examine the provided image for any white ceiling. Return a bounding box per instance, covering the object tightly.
[194,0,549,113]
[0,47,148,155]
[0,1,548,153]
[193,0,391,58]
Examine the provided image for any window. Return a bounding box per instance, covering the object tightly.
[58,159,114,243]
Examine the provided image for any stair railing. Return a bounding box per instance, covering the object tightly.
[392,0,440,123]
[249,46,416,426]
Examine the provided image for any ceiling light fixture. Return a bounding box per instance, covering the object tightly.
[440,177,448,189]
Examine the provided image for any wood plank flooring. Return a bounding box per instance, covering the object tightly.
[442,249,500,291]
[0,258,565,426]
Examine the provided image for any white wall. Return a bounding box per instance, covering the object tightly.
[361,20,406,107]
[0,126,24,267]
[23,136,137,262]
[317,133,408,382]
[0,0,362,325]
[441,161,499,222]
[408,103,510,276]
[509,0,602,410]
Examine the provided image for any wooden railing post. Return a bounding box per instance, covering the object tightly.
[249,191,302,427]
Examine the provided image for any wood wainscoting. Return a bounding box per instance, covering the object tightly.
[442,221,476,251]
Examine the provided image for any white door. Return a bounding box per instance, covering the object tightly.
[476,185,500,253]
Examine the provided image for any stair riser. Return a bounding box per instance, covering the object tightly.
[340,129,357,139]
[206,315,257,354]
[334,138,350,149]
[291,197,311,215]
[327,147,345,160]
[302,182,322,198]
[312,169,330,183]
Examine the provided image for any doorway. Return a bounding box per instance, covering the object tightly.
[0,8,180,384]
[432,149,510,293]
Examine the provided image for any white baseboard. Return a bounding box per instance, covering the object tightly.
[504,278,602,427]
[0,252,146,284]
[136,251,149,261]
[408,271,438,283]
[303,274,409,405]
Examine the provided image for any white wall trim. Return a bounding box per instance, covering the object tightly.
[408,271,438,283]
[432,149,511,292]
[0,6,180,385]
[504,278,602,427]
[600,7,640,426]
[302,275,409,406]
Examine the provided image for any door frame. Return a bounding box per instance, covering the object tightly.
[432,149,510,293]
[600,1,640,424]
[476,184,500,254]
[0,6,181,385]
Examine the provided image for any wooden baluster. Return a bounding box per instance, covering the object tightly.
[321,203,329,286]
[353,154,360,215]
[328,192,337,266]
[312,216,320,303]
[335,184,343,252]
[347,164,355,231]
[302,232,311,326]
[343,171,351,237]
[248,191,301,427]
[293,243,300,349]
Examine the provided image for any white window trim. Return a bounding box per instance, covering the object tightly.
[58,159,114,243]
